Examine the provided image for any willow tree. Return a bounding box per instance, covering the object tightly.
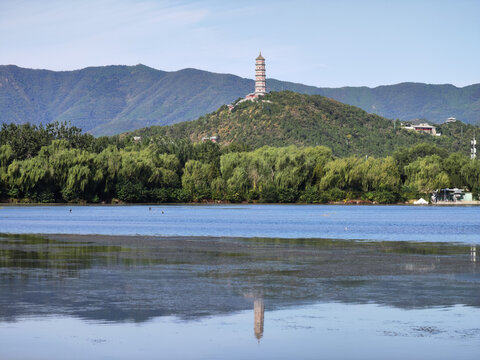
[94,145,123,199]
[319,157,362,192]
[404,155,450,194]
[461,159,480,196]
[181,160,218,201]
[0,145,13,198]
[356,156,400,192]
[442,152,469,188]
[115,148,181,202]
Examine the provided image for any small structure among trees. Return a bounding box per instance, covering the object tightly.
[402,122,439,136]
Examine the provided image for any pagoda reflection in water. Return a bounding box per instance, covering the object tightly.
[254,298,265,341]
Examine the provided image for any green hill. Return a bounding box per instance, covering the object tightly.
[131,91,479,157]
[1,65,479,136]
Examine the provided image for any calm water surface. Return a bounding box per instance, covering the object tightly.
[1,205,479,359]
[2,304,479,360]
[1,232,479,359]
[0,204,479,242]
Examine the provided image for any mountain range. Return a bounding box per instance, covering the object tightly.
[0,64,479,136]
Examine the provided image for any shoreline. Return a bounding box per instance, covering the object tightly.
[1,201,480,207]
[1,231,475,248]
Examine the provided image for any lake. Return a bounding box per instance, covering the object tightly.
[0,205,479,359]
[0,204,479,242]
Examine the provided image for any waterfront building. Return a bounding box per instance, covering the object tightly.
[432,188,472,202]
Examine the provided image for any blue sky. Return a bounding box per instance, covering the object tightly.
[0,0,478,87]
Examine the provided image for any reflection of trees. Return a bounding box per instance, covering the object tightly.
[1,233,480,325]
[0,233,127,276]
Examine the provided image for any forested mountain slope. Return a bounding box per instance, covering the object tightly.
[269,80,480,127]
[0,65,253,135]
[1,64,479,136]
[131,92,479,157]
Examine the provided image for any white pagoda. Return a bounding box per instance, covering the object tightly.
[254,52,266,95]
[245,52,267,99]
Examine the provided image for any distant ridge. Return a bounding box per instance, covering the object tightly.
[0,64,479,135]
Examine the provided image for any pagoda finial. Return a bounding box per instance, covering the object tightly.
[256,52,265,60]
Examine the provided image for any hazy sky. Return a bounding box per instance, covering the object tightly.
[0,0,478,87]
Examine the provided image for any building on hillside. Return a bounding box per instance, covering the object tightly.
[201,136,218,143]
[413,123,438,135]
[228,53,269,109]
[245,52,267,100]
[254,52,266,95]
[445,117,457,123]
[401,122,439,136]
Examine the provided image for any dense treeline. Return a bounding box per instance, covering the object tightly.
[1,123,479,204]
[0,122,131,159]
